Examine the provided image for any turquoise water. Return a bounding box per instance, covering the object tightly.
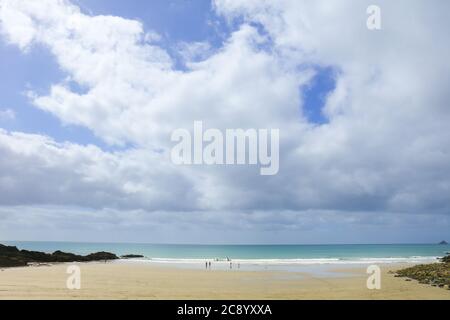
[2,241,448,264]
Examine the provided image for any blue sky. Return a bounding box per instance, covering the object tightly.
[0,0,449,244]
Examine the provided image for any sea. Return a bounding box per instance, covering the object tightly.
[3,241,448,271]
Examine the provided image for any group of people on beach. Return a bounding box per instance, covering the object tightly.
[205,257,240,270]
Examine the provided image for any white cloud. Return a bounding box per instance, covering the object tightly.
[0,205,448,243]
[0,108,15,120]
[0,0,449,241]
[2,0,309,147]
[144,30,162,43]
[177,41,213,63]
[0,129,201,211]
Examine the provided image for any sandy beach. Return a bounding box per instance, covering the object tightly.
[0,262,449,300]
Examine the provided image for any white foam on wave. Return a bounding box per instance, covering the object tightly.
[121,256,440,265]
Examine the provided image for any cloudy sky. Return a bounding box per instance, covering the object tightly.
[0,0,449,244]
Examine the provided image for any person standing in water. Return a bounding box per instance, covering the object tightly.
[208,261,211,269]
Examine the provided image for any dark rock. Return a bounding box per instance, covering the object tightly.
[85,251,118,261]
[121,254,144,259]
[21,250,56,262]
[0,244,28,267]
[438,240,448,245]
[395,261,450,290]
[0,243,118,268]
[0,244,20,253]
[52,250,82,262]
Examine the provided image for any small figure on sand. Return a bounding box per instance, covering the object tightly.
[208,261,211,269]
[205,261,208,270]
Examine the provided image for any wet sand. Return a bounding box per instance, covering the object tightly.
[0,262,449,299]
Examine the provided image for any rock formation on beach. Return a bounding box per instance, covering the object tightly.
[0,243,118,268]
[121,254,145,258]
[394,255,450,289]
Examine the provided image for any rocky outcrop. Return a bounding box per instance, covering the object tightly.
[0,243,119,268]
[438,240,448,245]
[121,254,145,258]
[394,256,450,289]
[85,252,119,261]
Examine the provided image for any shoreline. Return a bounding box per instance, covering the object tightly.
[114,258,430,275]
[1,261,449,299]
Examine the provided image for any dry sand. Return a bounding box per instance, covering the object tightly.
[0,262,449,300]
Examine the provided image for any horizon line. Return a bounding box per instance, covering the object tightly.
[1,240,448,246]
